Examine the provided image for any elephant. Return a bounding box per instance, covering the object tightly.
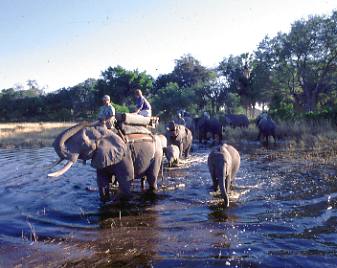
[48,122,163,202]
[208,144,240,207]
[256,112,276,146]
[166,121,193,158]
[195,116,223,144]
[165,144,180,167]
[158,134,167,150]
[223,114,249,128]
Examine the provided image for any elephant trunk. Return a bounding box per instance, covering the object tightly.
[219,176,229,207]
[54,122,88,160]
[219,163,230,207]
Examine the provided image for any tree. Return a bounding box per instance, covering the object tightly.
[171,54,215,88]
[152,82,195,121]
[218,53,257,114]
[97,66,154,106]
[257,11,337,113]
[200,80,228,114]
[68,79,97,118]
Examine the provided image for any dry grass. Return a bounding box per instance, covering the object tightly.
[275,120,337,152]
[224,120,337,146]
[0,122,75,148]
[223,120,337,166]
[223,125,258,144]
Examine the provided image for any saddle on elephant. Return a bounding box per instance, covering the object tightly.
[114,112,159,144]
[115,113,159,129]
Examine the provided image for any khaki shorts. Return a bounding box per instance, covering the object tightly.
[138,109,152,117]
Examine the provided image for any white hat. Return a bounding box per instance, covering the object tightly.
[102,95,110,101]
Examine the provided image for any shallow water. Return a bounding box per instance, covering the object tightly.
[0,146,336,267]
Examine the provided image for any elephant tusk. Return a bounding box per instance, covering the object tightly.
[48,160,74,177]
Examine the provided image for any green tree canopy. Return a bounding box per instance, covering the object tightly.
[97,66,154,106]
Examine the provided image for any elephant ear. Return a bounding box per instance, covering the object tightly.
[91,133,126,169]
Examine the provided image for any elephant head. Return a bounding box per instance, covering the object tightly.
[48,123,126,177]
[166,121,179,138]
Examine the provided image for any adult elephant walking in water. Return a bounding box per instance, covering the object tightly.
[48,122,163,202]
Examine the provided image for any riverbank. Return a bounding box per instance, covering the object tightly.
[0,121,336,167]
[0,122,75,148]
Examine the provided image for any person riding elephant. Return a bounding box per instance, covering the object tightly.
[48,122,163,202]
[134,89,152,117]
[173,111,186,126]
[98,95,116,129]
[208,144,241,207]
[166,121,193,159]
[183,111,194,134]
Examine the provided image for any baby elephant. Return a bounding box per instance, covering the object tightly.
[165,144,180,167]
[207,144,240,207]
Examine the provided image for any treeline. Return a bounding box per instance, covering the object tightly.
[1,11,337,122]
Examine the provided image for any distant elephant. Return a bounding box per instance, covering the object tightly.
[48,122,163,202]
[195,116,223,144]
[256,112,276,146]
[165,144,180,167]
[223,114,249,128]
[208,144,241,207]
[166,121,193,158]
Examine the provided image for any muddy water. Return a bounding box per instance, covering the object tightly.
[0,146,336,267]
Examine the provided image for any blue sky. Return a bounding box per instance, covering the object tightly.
[1,0,336,92]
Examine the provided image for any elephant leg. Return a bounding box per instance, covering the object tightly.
[210,173,219,192]
[179,143,184,159]
[141,177,146,189]
[96,169,111,202]
[185,144,191,158]
[146,157,162,192]
[225,176,231,194]
[272,131,276,144]
[114,160,134,197]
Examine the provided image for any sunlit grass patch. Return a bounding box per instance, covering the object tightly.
[0,122,75,148]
